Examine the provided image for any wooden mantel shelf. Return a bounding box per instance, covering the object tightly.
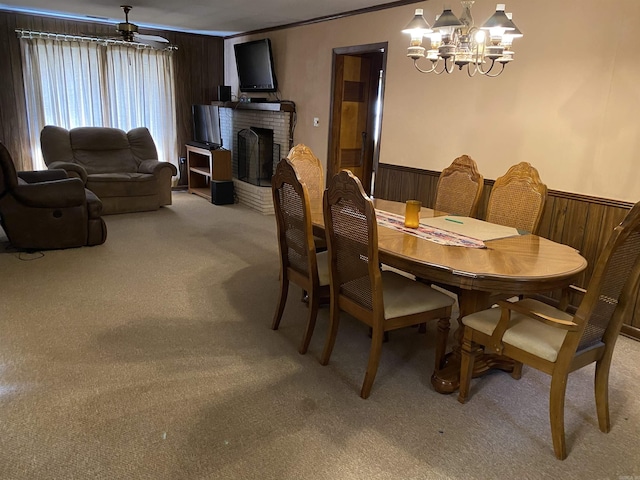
[212,101,295,113]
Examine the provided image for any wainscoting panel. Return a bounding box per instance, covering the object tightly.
[374,163,639,339]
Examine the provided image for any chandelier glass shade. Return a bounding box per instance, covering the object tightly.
[402,2,522,77]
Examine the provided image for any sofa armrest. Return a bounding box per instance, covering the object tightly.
[12,178,87,208]
[138,159,178,176]
[18,169,68,183]
[48,161,88,184]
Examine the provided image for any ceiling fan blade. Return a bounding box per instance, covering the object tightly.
[82,32,120,39]
[134,33,169,44]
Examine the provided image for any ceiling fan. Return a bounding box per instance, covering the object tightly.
[105,5,170,48]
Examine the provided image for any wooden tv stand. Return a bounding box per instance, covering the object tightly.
[186,145,232,202]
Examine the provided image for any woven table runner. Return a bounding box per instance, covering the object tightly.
[375,210,487,248]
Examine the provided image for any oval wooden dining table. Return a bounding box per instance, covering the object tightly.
[310,198,588,394]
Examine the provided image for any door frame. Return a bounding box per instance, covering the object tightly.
[327,42,387,194]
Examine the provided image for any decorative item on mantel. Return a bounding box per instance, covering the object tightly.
[402,2,522,77]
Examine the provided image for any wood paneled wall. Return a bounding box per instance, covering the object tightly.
[0,10,224,169]
[374,163,640,339]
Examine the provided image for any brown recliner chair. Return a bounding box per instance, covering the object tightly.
[0,143,106,250]
[40,125,177,215]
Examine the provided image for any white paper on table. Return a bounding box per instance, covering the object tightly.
[418,216,521,241]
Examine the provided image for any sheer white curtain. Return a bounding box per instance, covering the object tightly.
[19,36,177,174]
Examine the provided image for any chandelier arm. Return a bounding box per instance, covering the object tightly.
[430,59,450,75]
[444,56,456,74]
[413,58,438,74]
[483,63,506,77]
[466,62,479,77]
[476,57,497,75]
[433,63,448,75]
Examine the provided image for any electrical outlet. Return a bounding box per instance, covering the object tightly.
[313,117,320,127]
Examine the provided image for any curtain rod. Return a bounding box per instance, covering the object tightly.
[15,29,177,50]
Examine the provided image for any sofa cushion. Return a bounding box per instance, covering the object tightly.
[128,127,159,162]
[86,173,157,198]
[69,127,139,174]
[73,150,139,174]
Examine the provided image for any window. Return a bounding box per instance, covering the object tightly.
[19,35,177,173]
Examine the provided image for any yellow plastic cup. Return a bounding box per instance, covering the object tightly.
[404,200,421,228]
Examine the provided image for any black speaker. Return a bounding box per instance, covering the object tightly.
[211,180,234,205]
[217,85,231,102]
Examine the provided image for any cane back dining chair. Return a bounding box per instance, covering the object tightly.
[287,144,324,207]
[484,162,548,304]
[320,169,455,399]
[434,154,484,217]
[287,144,326,250]
[458,201,640,459]
[271,158,330,354]
[485,161,547,233]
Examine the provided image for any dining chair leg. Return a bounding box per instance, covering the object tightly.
[549,372,569,460]
[457,329,476,404]
[594,355,612,433]
[320,299,341,365]
[510,361,523,380]
[434,317,451,370]
[368,327,389,342]
[299,291,320,355]
[361,325,384,399]
[271,275,289,330]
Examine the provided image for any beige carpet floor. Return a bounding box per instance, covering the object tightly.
[0,190,639,479]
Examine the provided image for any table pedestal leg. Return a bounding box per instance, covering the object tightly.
[430,290,515,394]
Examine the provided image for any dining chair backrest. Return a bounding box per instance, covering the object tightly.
[434,154,484,217]
[272,158,317,283]
[287,144,324,208]
[324,169,380,315]
[572,201,640,354]
[485,162,547,233]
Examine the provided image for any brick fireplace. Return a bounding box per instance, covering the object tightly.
[219,103,293,214]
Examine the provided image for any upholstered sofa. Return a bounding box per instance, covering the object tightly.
[40,126,177,215]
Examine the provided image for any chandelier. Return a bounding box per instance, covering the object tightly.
[402,2,522,77]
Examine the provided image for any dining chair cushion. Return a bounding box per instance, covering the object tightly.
[316,250,330,286]
[462,299,571,362]
[381,271,454,319]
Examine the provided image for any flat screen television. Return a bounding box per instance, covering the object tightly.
[192,104,222,148]
[234,38,278,93]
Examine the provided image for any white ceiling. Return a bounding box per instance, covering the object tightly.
[0,0,419,36]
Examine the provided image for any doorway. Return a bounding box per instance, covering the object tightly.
[327,43,387,196]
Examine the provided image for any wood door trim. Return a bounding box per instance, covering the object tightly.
[328,42,387,185]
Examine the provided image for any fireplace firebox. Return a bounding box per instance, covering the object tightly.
[237,127,279,187]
